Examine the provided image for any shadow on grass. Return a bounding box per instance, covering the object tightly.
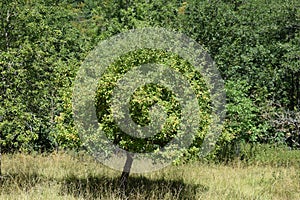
[60,174,208,199]
[0,172,45,192]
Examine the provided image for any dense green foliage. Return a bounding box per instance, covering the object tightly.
[0,0,85,151]
[1,0,299,161]
[95,49,211,160]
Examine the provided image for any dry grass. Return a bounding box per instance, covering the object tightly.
[0,150,299,200]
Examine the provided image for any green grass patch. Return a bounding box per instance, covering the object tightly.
[0,146,299,199]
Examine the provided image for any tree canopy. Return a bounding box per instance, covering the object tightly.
[0,0,299,160]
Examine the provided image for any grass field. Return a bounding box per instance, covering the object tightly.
[0,146,300,200]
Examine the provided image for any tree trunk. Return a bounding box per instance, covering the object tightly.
[119,152,133,196]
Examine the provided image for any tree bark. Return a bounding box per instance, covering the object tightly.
[119,152,133,196]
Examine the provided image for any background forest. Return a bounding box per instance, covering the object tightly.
[0,0,299,160]
[1,0,300,199]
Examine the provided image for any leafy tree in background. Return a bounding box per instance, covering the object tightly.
[176,0,299,150]
[0,0,85,153]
